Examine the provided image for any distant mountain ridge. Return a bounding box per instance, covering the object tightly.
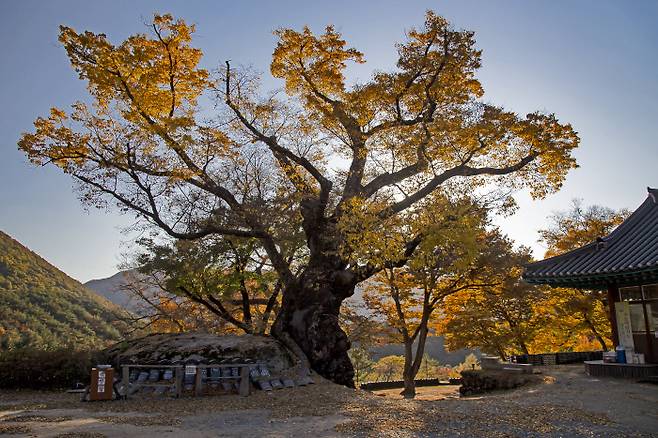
[0,230,126,351]
[370,336,480,366]
[85,270,146,311]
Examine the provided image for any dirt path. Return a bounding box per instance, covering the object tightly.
[1,365,656,437]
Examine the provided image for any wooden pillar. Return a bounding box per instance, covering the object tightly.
[607,284,619,348]
[641,299,655,363]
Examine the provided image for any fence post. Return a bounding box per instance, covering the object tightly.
[194,366,203,397]
[239,366,250,396]
[122,366,129,400]
[175,366,183,398]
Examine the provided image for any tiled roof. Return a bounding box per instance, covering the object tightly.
[523,188,658,288]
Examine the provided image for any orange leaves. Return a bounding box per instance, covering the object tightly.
[58,14,208,131]
[538,200,629,258]
[271,25,364,106]
[18,106,90,171]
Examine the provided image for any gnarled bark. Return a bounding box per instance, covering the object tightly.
[270,258,357,387]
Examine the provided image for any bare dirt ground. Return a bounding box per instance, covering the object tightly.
[372,384,461,401]
[1,365,656,437]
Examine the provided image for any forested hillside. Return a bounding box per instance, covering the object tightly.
[0,230,126,350]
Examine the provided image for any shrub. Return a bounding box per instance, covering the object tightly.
[0,348,108,389]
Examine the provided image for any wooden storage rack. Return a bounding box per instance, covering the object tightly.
[121,363,257,399]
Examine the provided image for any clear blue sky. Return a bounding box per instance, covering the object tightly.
[1,0,656,282]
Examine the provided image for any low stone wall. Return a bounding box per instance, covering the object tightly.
[360,378,461,391]
[459,370,541,396]
[511,351,603,365]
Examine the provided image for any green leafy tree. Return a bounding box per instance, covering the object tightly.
[348,347,375,386]
[129,235,286,335]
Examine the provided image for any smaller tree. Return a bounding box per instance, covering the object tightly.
[533,287,611,352]
[373,355,406,382]
[418,353,444,380]
[363,196,507,398]
[128,235,286,335]
[348,347,375,386]
[536,200,628,350]
[438,245,546,359]
[450,353,480,377]
[539,200,629,257]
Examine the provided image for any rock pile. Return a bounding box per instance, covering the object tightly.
[459,369,540,396]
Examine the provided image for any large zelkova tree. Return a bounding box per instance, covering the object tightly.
[18,12,578,386]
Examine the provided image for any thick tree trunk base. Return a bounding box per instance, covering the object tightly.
[272,285,355,388]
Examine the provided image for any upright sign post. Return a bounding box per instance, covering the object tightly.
[89,367,114,401]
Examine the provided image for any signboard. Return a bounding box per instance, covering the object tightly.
[97,370,105,393]
[615,301,635,349]
[89,368,114,401]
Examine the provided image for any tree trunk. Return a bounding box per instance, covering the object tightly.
[401,340,416,399]
[518,340,530,355]
[270,260,357,387]
[400,322,430,399]
[583,315,608,351]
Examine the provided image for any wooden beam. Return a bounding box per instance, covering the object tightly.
[607,284,619,348]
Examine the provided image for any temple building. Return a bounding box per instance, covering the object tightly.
[523,188,658,377]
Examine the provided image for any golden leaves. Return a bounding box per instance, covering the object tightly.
[271,25,364,107]
[18,106,89,171]
[58,14,208,131]
[336,196,406,265]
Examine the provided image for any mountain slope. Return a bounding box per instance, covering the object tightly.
[85,270,163,314]
[0,230,126,351]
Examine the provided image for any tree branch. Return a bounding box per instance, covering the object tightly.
[378,152,538,219]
